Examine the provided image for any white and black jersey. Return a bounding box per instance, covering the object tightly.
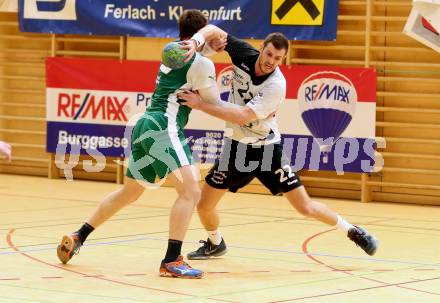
[205,35,302,196]
[224,35,286,145]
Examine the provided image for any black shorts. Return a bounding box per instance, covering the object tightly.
[205,139,302,195]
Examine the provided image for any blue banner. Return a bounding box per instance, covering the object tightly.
[19,0,338,40]
[185,129,376,173]
[47,121,131,157]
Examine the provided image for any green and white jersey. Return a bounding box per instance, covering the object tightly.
[148,53,216,128]
[127,53,216,183]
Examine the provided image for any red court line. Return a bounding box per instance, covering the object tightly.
[6,229,238,303]
[295,228,440,299]
[268,276,440,302]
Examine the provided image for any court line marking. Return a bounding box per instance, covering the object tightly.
[166,263,439,303]
[174,226,440,303]
[3,232,440,268]
[218,211,440,235]
[0,206,250,231]
[3,215,440,266]
[0,213,169,234]
[251,206,440,223]
[5,228,238,303]
[281,228,440,301]
[0,281,159,302]
[0,294,54,303]
[5,222,440,302]
[267,276,440,302]
[4,190,440,224]
[0,214,170,232]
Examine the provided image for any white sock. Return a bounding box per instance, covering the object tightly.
[207,229,222,245]
[336,215,354,233]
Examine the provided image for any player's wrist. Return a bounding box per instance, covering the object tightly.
[190,32,205,48]
[197,97,207,110]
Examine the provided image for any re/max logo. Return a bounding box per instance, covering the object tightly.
[305,83,351,103]
[57,92,128,122]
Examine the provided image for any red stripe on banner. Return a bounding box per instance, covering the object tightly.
[215,64,375,102]
[46,57,159,92]
[46,58,376,103]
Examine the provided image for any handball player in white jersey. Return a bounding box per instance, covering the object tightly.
[178,26,379,260]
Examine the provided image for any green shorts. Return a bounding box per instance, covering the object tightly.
[126,112,193,183]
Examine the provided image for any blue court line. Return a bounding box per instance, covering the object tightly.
[3,235,440,268]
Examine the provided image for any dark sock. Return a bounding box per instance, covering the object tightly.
[75,222,94,244]
[163,239,183,263]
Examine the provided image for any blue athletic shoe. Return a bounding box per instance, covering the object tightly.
[159,256,203,279]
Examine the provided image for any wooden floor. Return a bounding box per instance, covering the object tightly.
[0,175,439,303]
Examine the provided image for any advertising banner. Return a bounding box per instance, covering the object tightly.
[46,57,157,157]
[21,0,338,40]
[46,58,376,173]
[187,65,377,173]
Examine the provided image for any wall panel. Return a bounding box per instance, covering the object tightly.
[0,2,439,204]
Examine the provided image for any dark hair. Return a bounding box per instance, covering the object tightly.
[179,10,208,40]
[263,32,289,53]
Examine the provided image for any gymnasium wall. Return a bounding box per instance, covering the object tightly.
[0,0,439,205]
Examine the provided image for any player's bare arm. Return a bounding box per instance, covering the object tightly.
[178,89,257,126]
[181,24,228,61]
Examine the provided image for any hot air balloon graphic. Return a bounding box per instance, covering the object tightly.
[217,66,233,102]
[298,71,357,163]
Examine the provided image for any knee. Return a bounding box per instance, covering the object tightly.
[120,184,144,204]
[178,186,201,206]
[192,187,202,205]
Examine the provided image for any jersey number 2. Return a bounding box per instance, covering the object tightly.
[275,165,296,185]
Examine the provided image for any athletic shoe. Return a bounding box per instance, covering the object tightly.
[57,233,82,264]
[187,238,227,260]
[159,256,203,279]
[347,225,378,256]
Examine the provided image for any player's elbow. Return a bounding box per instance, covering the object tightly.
[236,114,253,126]
[201,24,224,40]
[236,116,248,126]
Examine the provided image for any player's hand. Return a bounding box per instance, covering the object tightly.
[210,35,227,52]
[267,110,277,119]
[0,141,11,162]
[177,90,203,109]
[180,40,197,62]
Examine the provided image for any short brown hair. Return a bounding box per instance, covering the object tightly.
[263,32,289,53]
[179,10,208,40]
